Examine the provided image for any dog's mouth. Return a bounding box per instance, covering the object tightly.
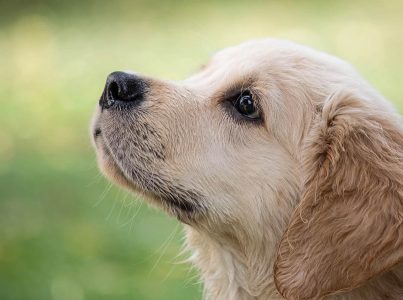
[92,129,203,222]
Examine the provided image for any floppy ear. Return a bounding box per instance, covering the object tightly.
[274,90,403,299]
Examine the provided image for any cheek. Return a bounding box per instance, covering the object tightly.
[191,139,294,209]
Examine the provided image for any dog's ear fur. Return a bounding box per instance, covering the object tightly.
[273,91,403,299]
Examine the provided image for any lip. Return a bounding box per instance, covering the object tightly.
[101,140,200,215]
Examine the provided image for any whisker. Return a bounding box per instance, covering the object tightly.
[117,192,130,225]
[128,199,143,232]
[86,172,103,187]
[93,181,113,207]
[148,224,179,275]
[106,188,120,221]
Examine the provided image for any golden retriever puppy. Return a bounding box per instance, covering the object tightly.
[91,39,403,299]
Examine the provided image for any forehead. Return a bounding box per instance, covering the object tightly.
[184,40,276,89]
[182,39,320,94]
[182,38,357,101]
[213,40,277,68]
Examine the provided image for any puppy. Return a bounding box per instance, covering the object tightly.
[91,39,403,299]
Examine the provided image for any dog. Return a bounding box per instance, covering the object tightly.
[91,39,403,299]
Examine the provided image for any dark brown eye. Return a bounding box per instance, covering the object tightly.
[234,92,260,119]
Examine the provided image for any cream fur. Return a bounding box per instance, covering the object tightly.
[91,39,403,299]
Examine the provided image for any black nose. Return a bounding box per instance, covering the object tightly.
[99,71,147,109]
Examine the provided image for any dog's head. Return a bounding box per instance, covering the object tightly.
[91,39,403,299]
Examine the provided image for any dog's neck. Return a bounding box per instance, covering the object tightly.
[185,226,403,300]
[182,175,301,299]
[184,215,403,300]
[180,160,403,299]
[185,226,282,300]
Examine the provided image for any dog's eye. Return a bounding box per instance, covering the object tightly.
[234,92,260,119]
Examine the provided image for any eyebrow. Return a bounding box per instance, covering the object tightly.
[222,77,257,98]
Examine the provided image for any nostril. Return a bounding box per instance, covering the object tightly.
[100,71,147,110]
[108,81,119,101]
[107,78,140,102]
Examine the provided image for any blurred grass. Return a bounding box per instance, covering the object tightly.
[0,1,402,299]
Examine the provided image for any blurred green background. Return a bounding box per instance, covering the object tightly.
[0,1,402,299]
